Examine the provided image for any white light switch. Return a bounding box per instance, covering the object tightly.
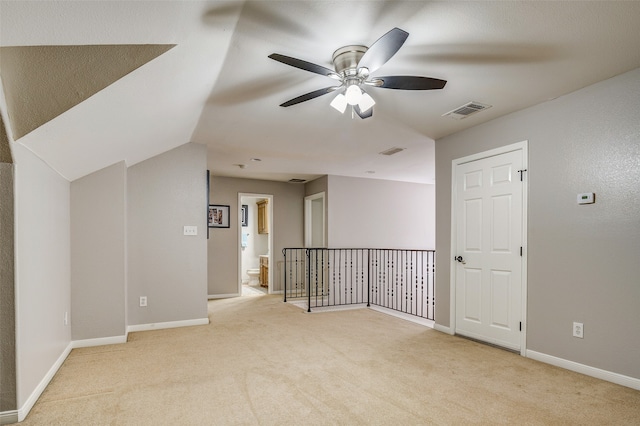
[183,226,198,236]
[577,193,595,204]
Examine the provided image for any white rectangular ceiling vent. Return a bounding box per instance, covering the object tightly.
[443,102,492,119]
[288,178,306,183]
[379,147,405,156]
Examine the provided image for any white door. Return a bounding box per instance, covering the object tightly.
[453,146,526,351]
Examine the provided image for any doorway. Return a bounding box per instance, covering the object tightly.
[305,192,326,247]
[238,193,273,296]
[450,141,528,354]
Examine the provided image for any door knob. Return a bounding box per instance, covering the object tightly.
[454,256,466,264]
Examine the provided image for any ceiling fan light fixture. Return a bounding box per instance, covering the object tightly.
[345,84,363,105]
[358,92,375,113]
[330,93,348,113]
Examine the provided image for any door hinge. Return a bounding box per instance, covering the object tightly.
[518,169,527,181]
[519,322,522,331]
[520,246,523,256]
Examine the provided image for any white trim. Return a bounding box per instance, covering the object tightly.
[450,141,529,354]
[208,293,240,299]
[526,350,640,391]
[71,335,127,349]
[18,342,72,422]
[434,324,454,335]
[0,411,18,425]
[126,317,209,333]
[369,306,435,328]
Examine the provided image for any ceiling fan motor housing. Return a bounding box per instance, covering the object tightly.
[332,45,368,76]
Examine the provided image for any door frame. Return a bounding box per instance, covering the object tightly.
[238,193,273,295]
[304,192,326,247]
[449,141,528,355]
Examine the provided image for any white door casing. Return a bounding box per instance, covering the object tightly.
[450,141,528,353]
[305,192,325,247]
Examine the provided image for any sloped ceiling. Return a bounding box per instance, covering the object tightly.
[0,45,175,140]
[1,1,639,183]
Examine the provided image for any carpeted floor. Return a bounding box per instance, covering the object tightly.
[21,295,640,425]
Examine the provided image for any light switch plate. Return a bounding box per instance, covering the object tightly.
[183,226,198,236]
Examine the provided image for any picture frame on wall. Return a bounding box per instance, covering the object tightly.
[241,204,248,227]
[208,204,230,228]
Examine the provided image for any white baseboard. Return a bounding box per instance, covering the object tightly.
[208,293,239,299]
[71,335,128,349]
[369,306,435,328]
[434,324,453,335]
[0,410,18,425]
[526,350,640,391]
[18,342,72,422]
[126,317,209,333]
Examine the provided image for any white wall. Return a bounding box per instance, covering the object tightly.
[435,67,640,379]
[13,143,71,408]
[327,175,435,249]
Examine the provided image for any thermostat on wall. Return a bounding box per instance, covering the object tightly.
[577,193,595,204]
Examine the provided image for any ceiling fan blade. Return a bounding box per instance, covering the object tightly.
[357,27,409,74]
[370,76,447,90]
[280,86,340,107]
[269,54,339,79]
[354,105,373,119]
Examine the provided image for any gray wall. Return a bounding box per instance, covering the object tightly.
[0,162,16,412]
[71,161,126,340]
[128,143,208,325]
[327,175,435,249]
[435,67,640,379]
[13,142,71,408]
[208,177,305,295]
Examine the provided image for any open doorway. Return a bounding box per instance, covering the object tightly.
[238,193,273,297]
[305,192,326,247]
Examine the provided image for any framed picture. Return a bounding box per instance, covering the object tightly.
[208,204,230,228]
[241,204,248,227]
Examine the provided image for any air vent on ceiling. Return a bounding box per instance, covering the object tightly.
[288,178,307,183]
[443,101,492,120]
[379,147,405,156]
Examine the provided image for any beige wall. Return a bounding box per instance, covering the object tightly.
[435,68,640,379]
[128,143,208,325]
[208,177,305,295]
[71,161,126,340]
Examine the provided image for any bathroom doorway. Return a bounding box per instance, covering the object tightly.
[238,193,273,296]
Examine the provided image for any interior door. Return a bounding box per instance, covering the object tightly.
[454,148,524,351]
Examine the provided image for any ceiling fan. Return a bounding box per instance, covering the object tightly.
[268,28,447,119]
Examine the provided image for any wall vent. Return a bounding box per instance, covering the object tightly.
[443,101,492,119]
[288,178,306,183]
[379,147,405,156]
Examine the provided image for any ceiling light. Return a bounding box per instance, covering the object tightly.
[345,84,363,105]
[330,93,347,113]
[358,92,375,113]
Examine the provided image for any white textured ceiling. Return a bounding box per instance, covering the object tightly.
[1,1,639,183]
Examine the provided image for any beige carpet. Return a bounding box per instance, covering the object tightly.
[21,295,640,425]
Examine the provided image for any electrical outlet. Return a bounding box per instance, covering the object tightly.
[183,226,198,236]
[140,296,147,307]
[573,322,584,338]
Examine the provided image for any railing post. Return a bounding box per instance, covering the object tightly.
[306,249,311,312]
[283,248,287,303]
[367,249,371,307]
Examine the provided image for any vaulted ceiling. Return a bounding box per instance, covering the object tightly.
[1,1,639,183]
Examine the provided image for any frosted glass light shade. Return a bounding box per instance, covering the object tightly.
[345,84,363,105]
[330,93,347,113]
[358,92,375,113]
